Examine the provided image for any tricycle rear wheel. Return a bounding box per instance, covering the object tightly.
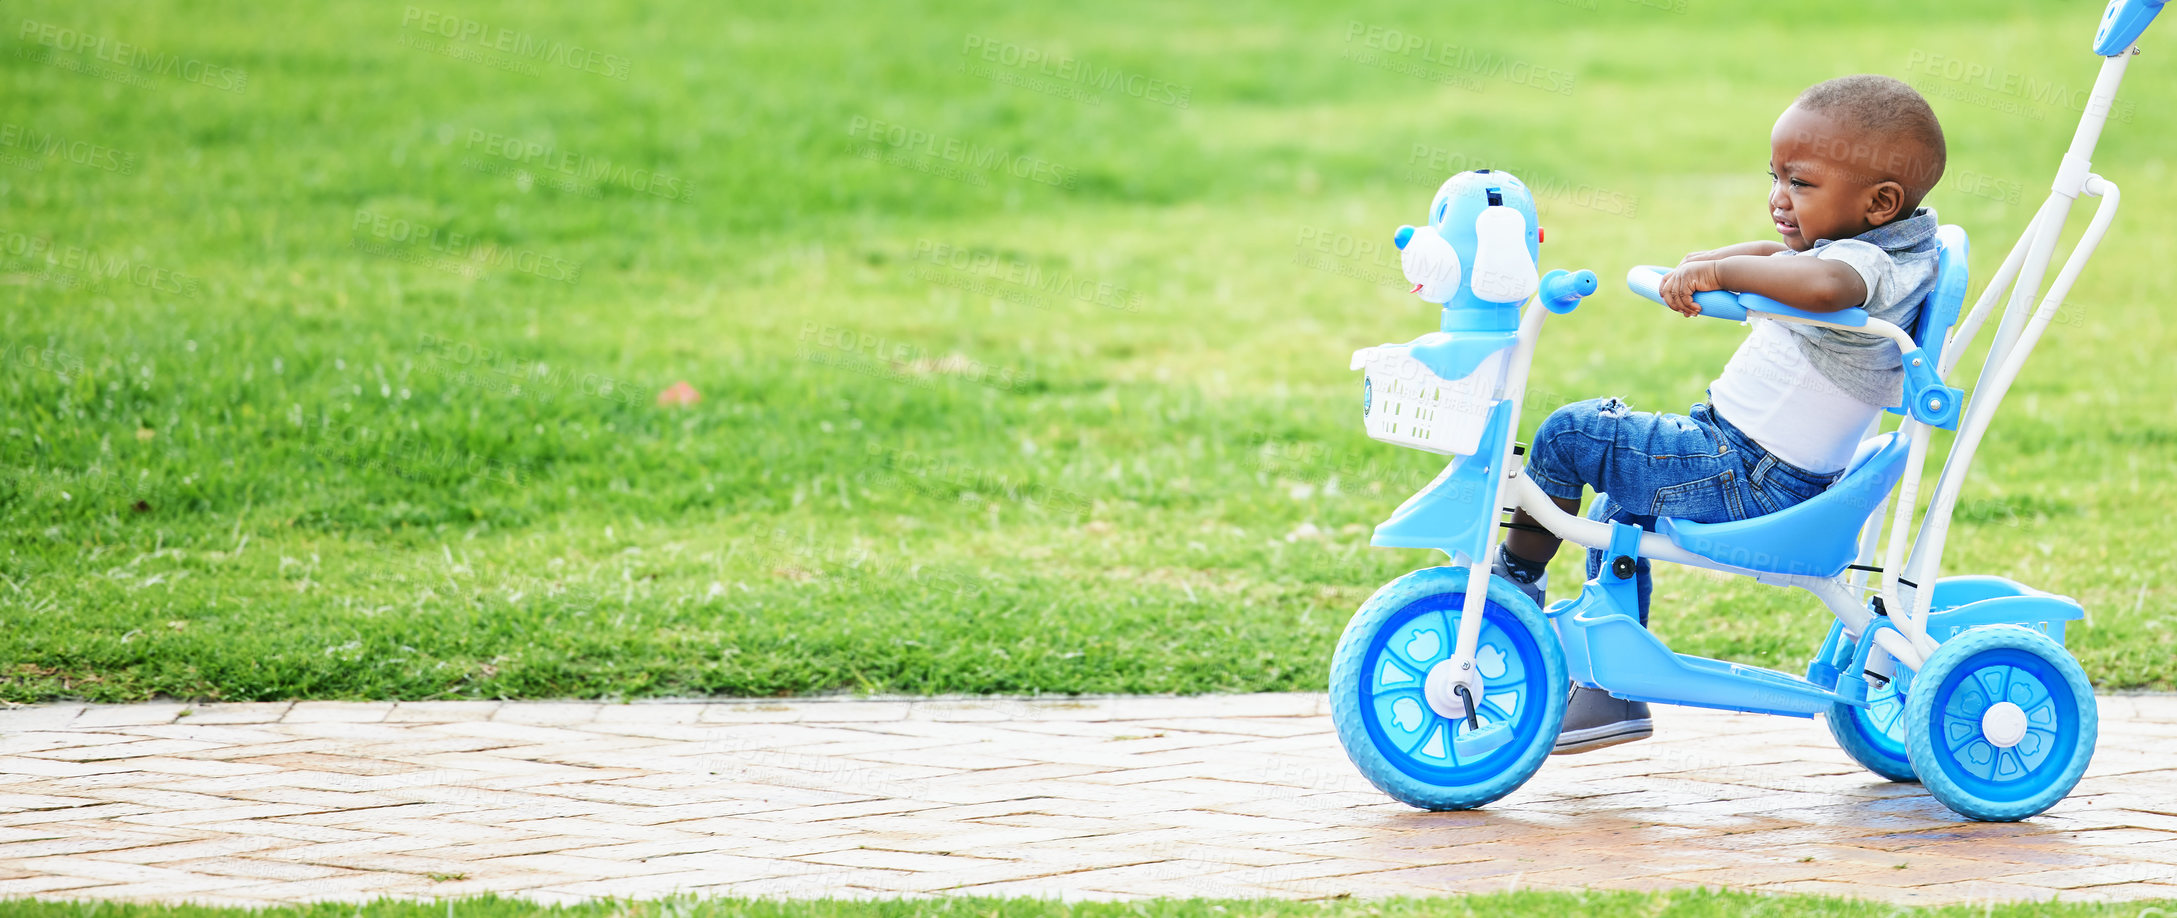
[1905,625,2096,821]
[1825,678,1918,783]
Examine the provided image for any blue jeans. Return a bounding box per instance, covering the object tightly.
[1523,397,1843,624]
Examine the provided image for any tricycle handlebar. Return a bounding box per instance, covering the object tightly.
[1624,265,1872,327]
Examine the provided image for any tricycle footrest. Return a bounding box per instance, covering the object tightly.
[1551,594,1845,718]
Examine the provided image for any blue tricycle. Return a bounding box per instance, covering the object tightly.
[1330,1,2156,821]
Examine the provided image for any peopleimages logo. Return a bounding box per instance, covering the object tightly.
[398,7,630,80]
[1343,21,1576,96]
[1904,48,2135,123]
[959,35,1192,109]
[1404,147,1638,218]
[350,210,582,284]
[910,240,1144,313]
[18,19,248,92]
[846,116,1076,189]
[462,129,693,202]
[0,228,200,297]
[0,122,135,175]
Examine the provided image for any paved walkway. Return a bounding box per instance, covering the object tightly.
[1,694,2174,906]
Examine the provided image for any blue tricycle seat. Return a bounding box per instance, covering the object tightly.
[1655,432,1911,577]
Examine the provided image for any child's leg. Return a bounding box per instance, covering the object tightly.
[1510,397,1757,589]
[1508,493,1658,625]
[1503,397,1763,755]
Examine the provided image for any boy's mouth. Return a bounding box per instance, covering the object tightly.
[1774,216,1799,237]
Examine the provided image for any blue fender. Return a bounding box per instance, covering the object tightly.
[1372,401,1512,564]
[1926,594,2084,646]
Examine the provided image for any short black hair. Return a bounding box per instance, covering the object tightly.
[1795,74,1947,209]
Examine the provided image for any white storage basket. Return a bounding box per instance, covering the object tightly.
[1352,344,1509,456]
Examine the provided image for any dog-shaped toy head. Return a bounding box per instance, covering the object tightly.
[1395,170,1542,309]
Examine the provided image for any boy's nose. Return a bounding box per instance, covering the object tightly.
[1768,184,1791,211]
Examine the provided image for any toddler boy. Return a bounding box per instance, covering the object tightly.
[1496,75,1947,754]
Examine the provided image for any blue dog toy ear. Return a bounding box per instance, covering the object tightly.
[1468,207,1537,304]
[1397,224,1463,302]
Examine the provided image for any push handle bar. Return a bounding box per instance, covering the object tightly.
[2095,0,2165,56]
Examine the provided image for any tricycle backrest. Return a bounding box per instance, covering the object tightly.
[1883,224,1968,421]
[1917,224,1971,363]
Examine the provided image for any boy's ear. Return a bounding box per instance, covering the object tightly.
[1866,180,1906,225]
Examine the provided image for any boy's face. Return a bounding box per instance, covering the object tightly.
[1767,104,1901,251]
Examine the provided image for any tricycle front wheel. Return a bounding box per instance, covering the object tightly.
[1329,566,1567,811]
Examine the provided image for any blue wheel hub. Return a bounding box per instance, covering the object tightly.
[1904,625,2096,821]
[1928,649,2073,796]
[1828,675,1917,782]
[1330,566,1566,811]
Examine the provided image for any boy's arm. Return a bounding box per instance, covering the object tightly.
[1678,241,1789,264]
[1658,253,1867,317]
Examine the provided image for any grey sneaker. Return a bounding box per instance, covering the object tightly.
[1552,684,1652,755]
[1490,546,1547,610]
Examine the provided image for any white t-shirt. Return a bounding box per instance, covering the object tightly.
[1709,213,1941,473]
[1766,210,1940,409]
[1711,318,1877,474]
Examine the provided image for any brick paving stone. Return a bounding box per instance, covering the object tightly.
[396,835,587,862]
[6,731,148,753]
[105,755,282,779]
[92,836,289,864]
[2,693,2174,906]
[0,705,87,732]
[1127,717,1334,739]
[879,825,1131,857]
[2004,862,2177,889]
[0,755,143,779]
[694,703,807,725]
[385,701,503,723]
[0,792,100,811]
[212,870,416,901]
[0,832,197,861]
[0,875,109,896]
[118,802,343,828]
[171,703,294,726]
[68,704,187,729]
[164,855,348,881]
[795,847,1014,873]
[283,702,396,724]
[600,704,707,725]
[488,703,600,725]
[934,876,1124,900]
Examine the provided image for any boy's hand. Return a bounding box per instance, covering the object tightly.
[1659,260,1725,317]
[1678,249,1721,266]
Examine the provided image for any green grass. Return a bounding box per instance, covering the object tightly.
[2,0,2173,702]
[0,893,2169,918]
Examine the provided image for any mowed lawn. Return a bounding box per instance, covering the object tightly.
[1,0,2171,703]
